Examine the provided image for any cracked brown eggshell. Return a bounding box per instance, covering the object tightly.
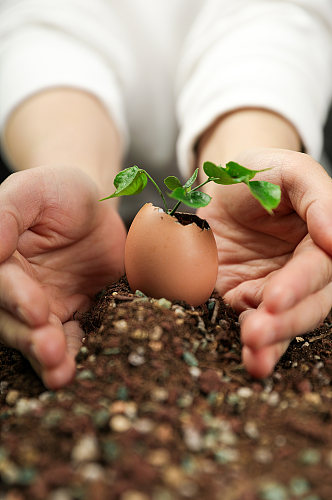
[125,203,218,306]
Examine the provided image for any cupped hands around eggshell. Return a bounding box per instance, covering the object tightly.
[124,203,218,306]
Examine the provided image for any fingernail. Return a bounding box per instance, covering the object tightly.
[29,341,41,364]
[16,306,32,325]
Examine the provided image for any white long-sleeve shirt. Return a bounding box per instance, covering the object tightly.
[0,0,332,178]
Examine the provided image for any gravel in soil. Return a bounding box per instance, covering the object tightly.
[0,277,332,499]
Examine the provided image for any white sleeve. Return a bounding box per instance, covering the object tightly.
[176,0,332,176]
[0,0,129,149]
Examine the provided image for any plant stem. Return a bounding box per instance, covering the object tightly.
[168,200,182,216]
[143,170,169,213]
[191,178,212,192]
[168,178,212,216]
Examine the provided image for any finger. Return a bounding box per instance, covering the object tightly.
[27,352,76,390]
[0,308,66,368]
[0,170,45,262]
[0,257,49,326]
[241,282,332,350]
[237,149,332,254]
[40,353,76,390]
[242,340,290,379]
[264,238,332,313]
[223,276,267,312]
[63,320,85,358]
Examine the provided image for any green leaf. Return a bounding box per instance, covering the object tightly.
[168,187,211,208]
[164,176,182,190]
[248,181,281,213]
[225,161,272,183]
[100,166,147,200]
[183,168,199,189]
[203,161,240,185]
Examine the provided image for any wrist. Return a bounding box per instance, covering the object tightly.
[197,107,301,170]
[3,88,122,194]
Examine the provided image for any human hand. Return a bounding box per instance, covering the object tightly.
[0,166,126,388]
[197,149,332,378]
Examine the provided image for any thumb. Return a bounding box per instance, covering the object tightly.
[284,154,332,256]
[237,149,332,256]
[0,169,45,261]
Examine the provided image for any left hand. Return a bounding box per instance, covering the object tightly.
[198,149,332,378]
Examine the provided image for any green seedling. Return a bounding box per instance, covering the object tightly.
[100,160,281,215]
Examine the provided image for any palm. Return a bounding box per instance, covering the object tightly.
[198,181,307,312]
[0,167,126,388]
[13,193,125,323]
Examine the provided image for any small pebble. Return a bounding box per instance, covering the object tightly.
[149,341,163,352]
[151,488,173,500]
[289,477,310,496]
[214,448,239,464]
[130,328,148,340]
[128,352,146,366]
[179,480,198,498]
[275,435,287,447]
[156,298,172,309]
[227,394,240,406]
[48,489,72,500]
[149,325,163,341]
[162,465,185,488]
[76,369,95,381]
[303,393,321,405]
[188,366,201,378]
[267,392,280,406]
[147,448,171,467]
[151,387,169,403]
[79,345,89,356]
[5,390,20,406]
[183,352,198,367]
[237,387,253,399]
[103,347,121,355]
[177,393,193,408]
[42,408,65,428]
[183,426,203,452]
[173,307,186,318]
[219,430,237,446]
[254,447,273,464]
[77,462,105,482]
[92,408,110,429]
[121,490,150,500]
[133,418,155,434]
[0,459,20,484]
[15,398,41,416]
[110,415,132,432]
[71,435,99,463]
[109,401,137,418]
[113,320,129,333]
[38,391,55,403]
[0,381,8,394]
[259,482,288,500]
[116,386,129,401]
[244,421,260,440]
[102,440,120,462]
[298,448,321,465]
[154,423,174,443]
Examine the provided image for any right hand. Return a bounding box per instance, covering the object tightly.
[0,166,126,389]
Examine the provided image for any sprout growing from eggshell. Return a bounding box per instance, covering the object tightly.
[100,161,281,214]
[100,161,281,305]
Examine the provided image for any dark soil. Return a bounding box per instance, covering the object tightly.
[0,277,332,500]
